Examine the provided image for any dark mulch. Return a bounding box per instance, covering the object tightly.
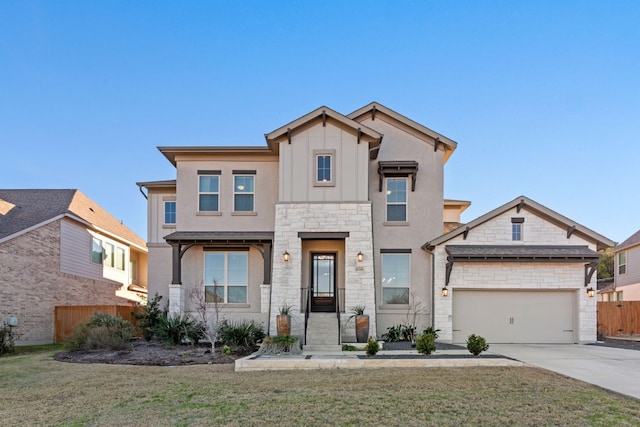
[357,353,509,359]
[590,338,640,351]
[382,341,464,351]
[54,340,254,366]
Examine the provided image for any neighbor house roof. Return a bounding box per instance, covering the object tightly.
[615,229,640,252]
[347,102,458,163]
[423,195,615,251]
[0,189,146,250]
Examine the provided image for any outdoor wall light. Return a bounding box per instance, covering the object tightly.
[586,287,595,297]
[283,251,290,262]
[357,251,364,262]
[441,287,449,297]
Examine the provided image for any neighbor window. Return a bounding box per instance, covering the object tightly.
[386,178,407,221]
[233,175,254,212]
[511,217,524,241]
[115,247,125,271]
[91,237,103,264]
[164,201,176,224]
[204,251,248,304]
[617,291,624,301]
[618,251,627,275]
[104,243,115,268]
[199,175,220,212]
[381,253,410,304]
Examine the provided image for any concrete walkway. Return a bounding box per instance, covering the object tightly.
[490,344,640,400]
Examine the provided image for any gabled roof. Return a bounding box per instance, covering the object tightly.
[423,195,615,252]
[265,105,383,158]
[615,229,640,252]
[0,189,146,250]
[347,102,458,163]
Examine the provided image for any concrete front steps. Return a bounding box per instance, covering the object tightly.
[304,312,341,352]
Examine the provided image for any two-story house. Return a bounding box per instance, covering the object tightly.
[610,229,640,301]
[139,102,613,345]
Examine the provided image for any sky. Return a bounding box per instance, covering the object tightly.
[1,1,638,244]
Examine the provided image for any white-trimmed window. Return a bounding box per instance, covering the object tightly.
[233,175,255,212]
[386,178,407,222]
[116,247,125,271]
[104,243,115,268]
[204,251,248,304]
[199,175,220,212]
[314,149,335,186]
[164,201,176,224]
[381,252,410,304]
[91,237,103,264]
[618,251,627,275]
[616,291,624,301]
[511,217,524,241]
[130,259,138,283]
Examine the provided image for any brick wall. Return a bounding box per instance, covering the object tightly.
[0,221,129,344]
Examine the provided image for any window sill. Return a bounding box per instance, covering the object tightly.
[197,211,222,216]
[162,224,176,229]
[378,304,410,310]
[207,303,250,309]
[383,221,410,226]
[313,182,335,187]
[232,211,257,216]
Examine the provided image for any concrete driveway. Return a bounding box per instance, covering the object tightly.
[490,344,640,400]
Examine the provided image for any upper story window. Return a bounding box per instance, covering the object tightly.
[204,251,248,304]
[381,252,410,304]
[233,174,255,212]
[91,237,103,264]
[314,150,335,186]
[164,201,176,225]
[386,178,407,222]
[104,242,115,268]
[511,217,524,241]
[618,251,627,275]
[198,172,220,212]
[115,247,125,271]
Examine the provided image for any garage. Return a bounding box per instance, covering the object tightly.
[452,290,576,344]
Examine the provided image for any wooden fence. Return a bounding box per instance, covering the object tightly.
[597,301,640,337]
[54,305,143,343]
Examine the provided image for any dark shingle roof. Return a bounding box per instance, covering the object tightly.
[0,189,145,248]
[445,245,600,262]
[616,229,640,252]
[164,231,274,243]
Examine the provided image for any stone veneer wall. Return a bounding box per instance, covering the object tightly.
[0,221,128,344]
[270,203,376,340]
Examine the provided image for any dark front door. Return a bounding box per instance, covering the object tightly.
[311,253,336,312]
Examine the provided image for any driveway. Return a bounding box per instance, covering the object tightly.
[490,344,640,400]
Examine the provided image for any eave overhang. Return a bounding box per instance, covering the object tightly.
[445,245,601,263]
[164,231,274,245]
[158,146,277,167]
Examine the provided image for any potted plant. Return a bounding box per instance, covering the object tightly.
[276,302,292,336]
[349,305,369,343]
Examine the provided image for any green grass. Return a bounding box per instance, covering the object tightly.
[1,350,639,426]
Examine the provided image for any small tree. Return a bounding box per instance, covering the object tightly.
[404,292,428,343]
[190,282,223,353]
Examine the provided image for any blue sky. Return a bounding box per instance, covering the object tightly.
[1,1,638,243]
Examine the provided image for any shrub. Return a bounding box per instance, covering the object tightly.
[65,313,136,351]
[134,293,166,341]
[258,335,301,355]
[416,332,437,356]
[0,325,15,356]
[342,344,358,351]
[381,324,415,342]
[218,319,265,349]
[153,314,205,346]
[422,326,440,340]
[466,334,489,356]
[364,336,380,356]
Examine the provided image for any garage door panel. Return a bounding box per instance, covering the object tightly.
[452,290,575,344]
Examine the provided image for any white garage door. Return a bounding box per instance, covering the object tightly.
[452,290,576,344]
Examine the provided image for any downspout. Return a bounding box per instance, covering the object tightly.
[137,184,148,200]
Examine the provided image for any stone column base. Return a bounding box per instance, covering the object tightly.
[168,284,185,316]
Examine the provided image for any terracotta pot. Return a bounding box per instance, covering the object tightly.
[355,315,370,343]
[276,314,291,336]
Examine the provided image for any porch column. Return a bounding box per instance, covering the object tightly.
[171,243,182,284]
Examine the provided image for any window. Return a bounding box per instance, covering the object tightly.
[130,259,138,283]
[314,150,335,186]
[617,291,624,301]
[104,243,115,268]
[91,238,103,264]
[618,251,627,275]
[381,253,410,304]
[204,251,248,303]
[115,247,125,271]
[234,175,254,212]
[511,217,524,241]
[164,201,176,224]
[386,178,407,221]
[199,175,219,211]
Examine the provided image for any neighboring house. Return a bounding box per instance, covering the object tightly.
[138,102,613,345]
[610,229,640,301]
[0,189,148,344]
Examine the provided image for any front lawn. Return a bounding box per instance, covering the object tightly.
[1,349,639,426]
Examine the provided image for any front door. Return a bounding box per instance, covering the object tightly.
[311,253,336,312]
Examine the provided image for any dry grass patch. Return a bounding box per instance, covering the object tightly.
[1,349,639,426]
